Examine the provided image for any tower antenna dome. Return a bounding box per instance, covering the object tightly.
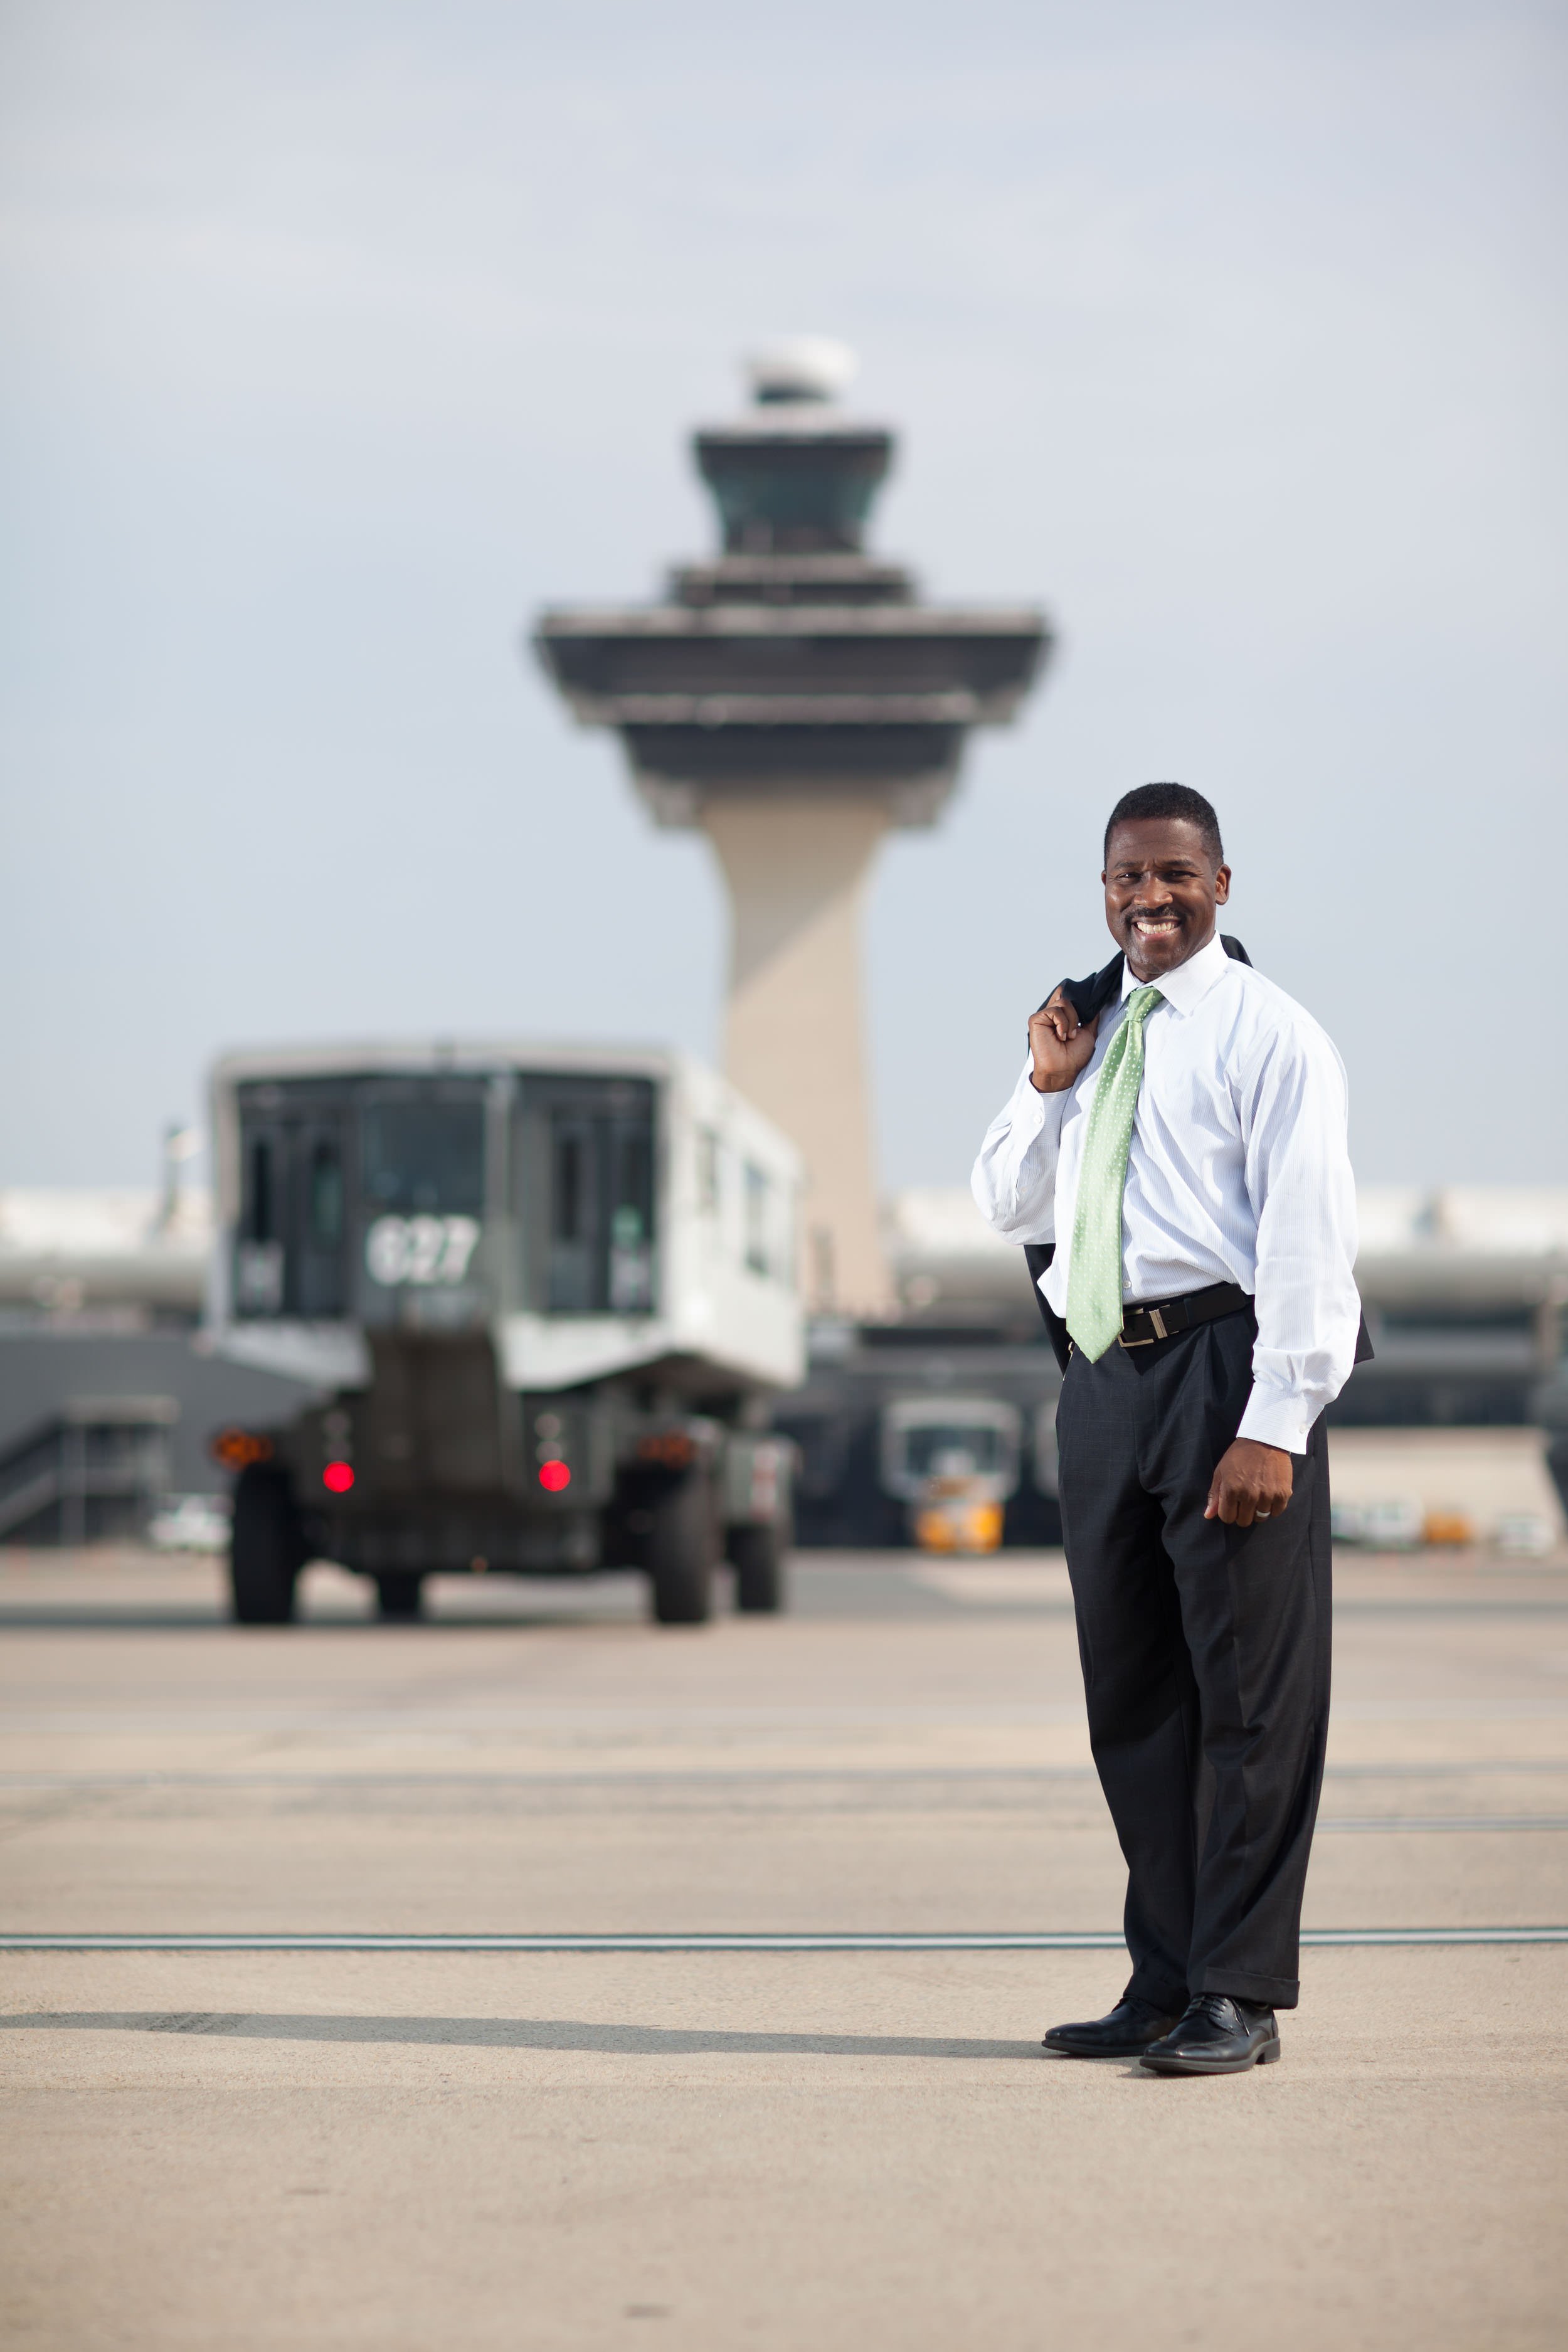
[744,337,857,406]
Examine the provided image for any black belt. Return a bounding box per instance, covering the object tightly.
[1117,1281,1253,1349]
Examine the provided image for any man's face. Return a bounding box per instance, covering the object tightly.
[1103,817,1231,982]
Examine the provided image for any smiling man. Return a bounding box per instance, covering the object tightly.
[972,782,1361,2075]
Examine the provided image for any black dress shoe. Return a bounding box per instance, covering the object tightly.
[1042,1996,1185,2058]
[1139,1993,1281,2075]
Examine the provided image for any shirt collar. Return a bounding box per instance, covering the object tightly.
[1119,928,1231,1019]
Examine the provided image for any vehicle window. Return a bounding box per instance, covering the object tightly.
[608,1124,653,1311]
[901,1423,1005,1481]
[744,1163,770,1276]
[233,1084,351,1322]
[245,1138,274,1243]
[521,1076,657,1316]
[554,1131,583,1241]
[309,1141,343,1245]
[616,1127,652,1234]
[362,1101,484,1216]
[546,1108,655,1312]
[696,1128,721,1214]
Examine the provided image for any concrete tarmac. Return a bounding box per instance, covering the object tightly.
[2,1547,1565,2349]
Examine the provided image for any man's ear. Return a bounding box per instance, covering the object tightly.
[1214,864,1232,905]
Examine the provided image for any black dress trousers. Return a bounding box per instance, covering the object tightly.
[1056,1310,1332,2012]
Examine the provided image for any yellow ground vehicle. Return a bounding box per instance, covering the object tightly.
[879,1398,1021,1556]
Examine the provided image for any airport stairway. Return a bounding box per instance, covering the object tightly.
[0,1396,177,1546]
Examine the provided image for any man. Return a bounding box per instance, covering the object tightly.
[972,783,1360,2075]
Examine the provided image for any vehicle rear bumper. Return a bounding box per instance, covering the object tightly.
[312,1508,601,1575]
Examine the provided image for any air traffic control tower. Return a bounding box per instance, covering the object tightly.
[534,342,1049,1314]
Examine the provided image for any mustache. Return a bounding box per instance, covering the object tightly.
[1125,908,1186,923]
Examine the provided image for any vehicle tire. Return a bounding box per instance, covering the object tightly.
[230,1465,302,1625]
[375,1573,425,1621]
[647,1471,717,1625]
[729,1522,788,1614]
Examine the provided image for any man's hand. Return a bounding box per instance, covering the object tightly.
[1029,987,1098,1094]
[1204,1439,1293,1527]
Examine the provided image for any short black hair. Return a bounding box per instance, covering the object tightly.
[1103,782,1224,866]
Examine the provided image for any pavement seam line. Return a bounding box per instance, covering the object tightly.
[3,1928,1566,1953]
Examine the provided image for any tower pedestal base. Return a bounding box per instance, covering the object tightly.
[703,798,893,1315]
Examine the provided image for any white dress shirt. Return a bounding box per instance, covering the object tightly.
[970,931,1360,1453]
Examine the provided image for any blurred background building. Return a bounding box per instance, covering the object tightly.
[0,1135,309,1545]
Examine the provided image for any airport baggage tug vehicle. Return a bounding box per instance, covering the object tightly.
[204,1042,802,1626]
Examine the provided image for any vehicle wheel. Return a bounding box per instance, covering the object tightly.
[647,1471,717,1625]
[375,1573,425,1621]
[729,1522,788,1614]
[230,1465,302,1625]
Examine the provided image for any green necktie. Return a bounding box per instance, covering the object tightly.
[1065,984,1164,1362]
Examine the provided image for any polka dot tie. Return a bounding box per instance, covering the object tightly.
[1065,984,1165,1362]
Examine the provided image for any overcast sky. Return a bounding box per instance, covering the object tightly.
[3,0,1564,1194]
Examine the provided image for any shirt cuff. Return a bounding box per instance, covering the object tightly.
[1008,1055,1069,1142]
[1236,1386,1315,1456]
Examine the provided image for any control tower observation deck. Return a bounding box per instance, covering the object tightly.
[534,342,1049,1314]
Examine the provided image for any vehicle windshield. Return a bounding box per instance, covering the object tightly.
[361,1100,485,1216]
[900,1423,1005,1481]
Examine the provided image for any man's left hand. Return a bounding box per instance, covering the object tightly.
[1204,1439,1293,1527]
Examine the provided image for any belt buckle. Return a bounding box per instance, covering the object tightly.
[1118,1305,1168,1349]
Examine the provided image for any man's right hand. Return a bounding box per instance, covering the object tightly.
[1028,988,1098,1093]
